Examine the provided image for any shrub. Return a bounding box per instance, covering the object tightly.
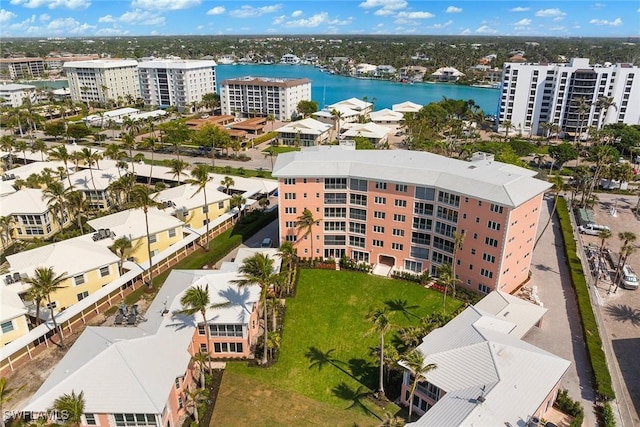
[556,198,614,400]
[554,389,584,427]
[601,402,616,427]
[252,131,278,145]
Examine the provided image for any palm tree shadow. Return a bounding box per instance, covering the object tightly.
[347,358,377,390]
[305,346,358,382]
[332,381,381,420]
[605,304,640,326]
[384,299,421,320]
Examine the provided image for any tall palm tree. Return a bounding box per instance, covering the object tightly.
[277,241,297,295]
[366,306,393,396]
[14,139,28,164]
[598,228,612,254]
[221,176,235,194]
[66,190,89,233]
[23,267,67,347]
[168,159,189,185]
[180,284,215,353]
[401,349,437,422]
[42,180,71,229]
[231,253,279,365]
[140,136,158,185]
[437,263,458,313]
[596,96,616,131]
[184,387,207,424]
[191,351,209,387]
[230,193,246,221]
[296,208,316,260]
[51,390,85,427]
[30,139,48,161]
[79,147,102,191]
[25,284,46,326]
[121,132,137,173]
[111,237,133,274]
[188,164,213,249]
[0,378,24,427]
[130,185,160,289]
[451,231,464,299]
[0,216,15,251]
[533,174,565,250]
[331,109,343,140]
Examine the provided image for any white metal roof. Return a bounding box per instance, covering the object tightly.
[272,146,551,208]
[0,188,49,216]
[369,108,403,123]
[0,286,28,322]
[328,97,373,111]
[87,207,184,240]
[63,59,139,69]
[68,166,123,191]
[6,160,73,179]
[153,182,230,213]
[392,101,423,113]
[341,122,390,139]
[138,59,217,69]
[0,83,36,91]
[276,118,332,135]
[474,291,547,339]
[407,293,569,427]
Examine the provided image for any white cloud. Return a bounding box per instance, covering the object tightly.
[461,28,471,35]
[535,8,566,18]
[431,20,453,28]
[229,4,282,18]
[272,15,285,25]
[98,14,115,23]
[445,6,461,13]
[95,27,130,36]
[396,11,434,19]
[10,0,90,10]
[131,0,200,10]
[359,0,406,10]
[329,17,353,26]
[374,9,394,16]
[509,6,530,12]
[47,16,94,33]
[514,18,531,26]
[0,9,17,22]
[116,9,165,25]
[280,11,327,27]
[206,6,225,15]
[590,17,623,26]
[39,12,49,21]
[593,3,605,9]
[476,25,497,34]
[549,26,566,31]
[291,10,303,17]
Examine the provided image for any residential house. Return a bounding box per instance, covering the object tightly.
[392,101,423,114]
[0,84,37,108]
[430,67,465,82]
[0,188,71,240]
[0,287,29,346]
[340,122,390,146]
[276,118,332,146]
[153,183,231,229]
[68,166,123,210]
[86,207,185,265]
[401,291,569,426]
[369,109,404,126]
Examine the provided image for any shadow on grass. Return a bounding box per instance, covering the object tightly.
[332,382,381,421]
[305,346,356,381]
[347,358,377,389]
[605,304,640,326]
[384,299,421,320]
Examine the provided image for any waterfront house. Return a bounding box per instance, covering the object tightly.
[276,118,332,146]
[392,101,423,114]
[86,207,185,265]
[340,122,390,146]
[153,183,231,229]
[369,109,404,126]
[280,53,301,64]
[401,291,568,426]
[430,67,465,82]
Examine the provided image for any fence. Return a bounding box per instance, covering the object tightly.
[0,211,238,375]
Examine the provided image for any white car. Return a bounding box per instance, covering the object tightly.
[578,224,610,236]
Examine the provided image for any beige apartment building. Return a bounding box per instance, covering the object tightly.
[63,59,140,105]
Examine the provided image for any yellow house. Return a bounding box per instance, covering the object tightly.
[5,237,121,316]
[153,183,231,229]
[0,188,72,241]
[86,207,185,264]
[0,287,29,346]
[68,166,122,211]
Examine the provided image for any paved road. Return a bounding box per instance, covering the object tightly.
[525,195,598,426]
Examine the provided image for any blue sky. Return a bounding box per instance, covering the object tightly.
[1,0,639,38]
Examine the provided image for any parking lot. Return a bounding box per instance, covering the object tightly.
[578,192,640,425]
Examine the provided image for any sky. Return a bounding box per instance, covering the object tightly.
[1,0,639,38]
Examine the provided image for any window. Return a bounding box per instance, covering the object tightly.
[392,228,404,237]
[285,192,296,200]
[77,291,89,301]
[480,268,493,278]
[84,414,97,425]
[411,232,431,246]
[326,207,347,218]
[373,225,384,233]
[478,284,491,294]
[374,196,386,204]
[412,217,432,231]
[218,201,225,209]
[1,321,14,334]
[488,221,501,231]
[200,343,207,353]
[432,251,453,265]
[74,274,85,286]
[375,181,387,190]
[415,186,435,201]
[324,221,346,232]
[482,253,496,263]
[438,191,460,207]
[99,266,110,277]
[373,211,386,219]
[414,202,433,216]
[434,222,456,238]
[391,243,404,251]
[284,178,295,185]
[349,236,365,248]
[198,325,205,335]
[485,237,498,247]
[404,260,422,272]
[436,206,458,223]
[325,193,347,204]
[396,184,408,192]
[325,177,347,189]
[372,239,384,247]
[168,228,176,238]
[410,246,429,259]
[349,208,367,220]
[285,207,297,214]
[352,250,369,262]
[148,233,157,244]
[46,301,57,310]
[113,414,157,426]
[490,204,504,214]
[175,377,181,389]
[350,193,367,206]
[178,398,183,409]
[394,199,407,208]
[350,178,368,191]
[285,221,296,228]
[433,236,455,254]
[213,342,244,353]
[209,324,243,337]
[285,235,297,242]
[325,235,346,245]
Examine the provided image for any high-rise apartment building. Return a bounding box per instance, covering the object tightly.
[220,76,311,121]
[0,58,45,80]
[137,59,217,111]
[273,147,551,295]
[498,58,640,137]
[63,59,140,105]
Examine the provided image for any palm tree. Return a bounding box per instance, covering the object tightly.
[598,228,612,255]
[0,378,24,427]
[79,147,102,191]
[191,351,210,387]
[184,387,207,424]
[30,139,48,161]
[14,139,28,164]
[296,208,317,260]
[533,174,565,250]
[111,237,133,274]
[188,164,213,249]
[51,390,85,427]
[277,241,296,295]
[180,284,215,353]
[451,231,464,299]
[130,185,160,289]
[502,120,513,142]
[140,136,158,185]
[366,306,393,396]
[66,190,89,233]
[437,263,458,313]
[267,113,276,131]
[596,96,616,131]
[49,145,74,187]
[23,267,67,347]
[0,216,15,251]
[231,253,279,365]
[168,159,189,185]
[230,193,246,221]
[42,180,71,229]
[221,176,235,194]
[121,132,137,173]
[401,349,437,422]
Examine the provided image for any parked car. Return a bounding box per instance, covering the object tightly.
[260,237,273,248]
[578,224,610,235]
[619,265,638,290]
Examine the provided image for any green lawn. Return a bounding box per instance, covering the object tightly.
[262,146,300,154]
[225,269,462,421]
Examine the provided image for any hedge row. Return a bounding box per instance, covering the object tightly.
[251,131,278,145]
[556,197,615,400]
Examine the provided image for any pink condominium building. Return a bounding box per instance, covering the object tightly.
[273,146,551,294]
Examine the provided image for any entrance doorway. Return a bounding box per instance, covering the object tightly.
[379,255,395,267]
